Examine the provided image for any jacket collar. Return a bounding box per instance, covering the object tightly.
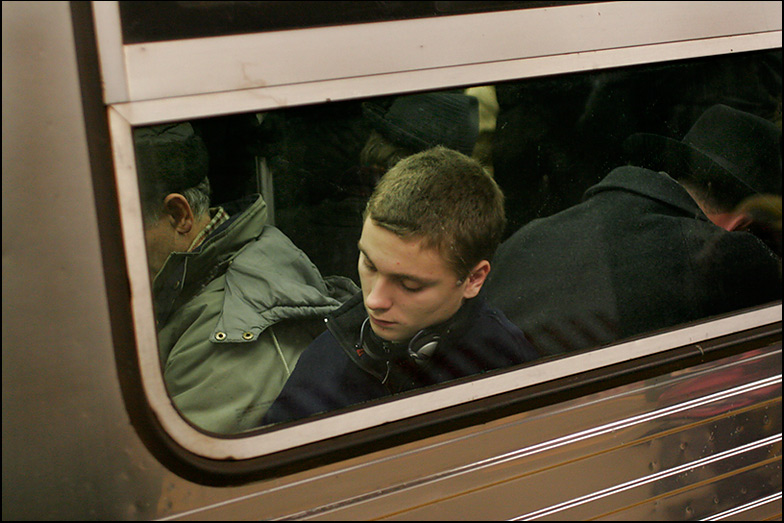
[326,291,482,385]
[583,166,709,221]
[152,194,265,324]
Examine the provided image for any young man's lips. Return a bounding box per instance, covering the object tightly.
[370,316,396,328]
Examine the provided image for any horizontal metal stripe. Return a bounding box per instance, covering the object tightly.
[273,375,781,520]
[455,375,782,473]
[512,434,782,520]
[703,492,783,520]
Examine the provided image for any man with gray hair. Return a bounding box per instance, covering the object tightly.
[135,122,357,434]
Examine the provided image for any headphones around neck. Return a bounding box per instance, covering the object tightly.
[358,318,441,367]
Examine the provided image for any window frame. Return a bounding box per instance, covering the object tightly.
[98,0,782,464]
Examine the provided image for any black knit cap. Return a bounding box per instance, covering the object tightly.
[363,92,479,157]
[133,122,210,202]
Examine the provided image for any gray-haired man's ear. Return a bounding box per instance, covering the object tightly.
[163,193,196,235]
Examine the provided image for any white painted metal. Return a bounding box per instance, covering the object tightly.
[110,1,782,103]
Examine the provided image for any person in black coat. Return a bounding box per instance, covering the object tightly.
[262,146,541,425]
[481,104,782,356]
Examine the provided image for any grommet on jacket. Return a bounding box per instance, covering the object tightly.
[242,332,254,340]
[215,332,227,341]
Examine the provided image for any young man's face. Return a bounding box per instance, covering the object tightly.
[357,217,483,342]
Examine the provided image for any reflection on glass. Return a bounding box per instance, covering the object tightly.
[134,48,781,433]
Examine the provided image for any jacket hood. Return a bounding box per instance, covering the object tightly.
[153,194,358,342]
[215,229,358,342]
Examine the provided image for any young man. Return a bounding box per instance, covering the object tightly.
[263,146,541,425]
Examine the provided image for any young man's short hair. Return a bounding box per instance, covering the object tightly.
[364,145,506,278]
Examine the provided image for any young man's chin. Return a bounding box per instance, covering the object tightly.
[370,321,412,343]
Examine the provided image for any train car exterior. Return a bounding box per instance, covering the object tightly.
[3,1,781,520]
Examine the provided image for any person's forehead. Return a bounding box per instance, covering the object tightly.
[360,219,451,281]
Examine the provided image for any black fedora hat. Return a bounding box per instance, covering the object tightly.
[363,92,479,157]
[624,104,781,196]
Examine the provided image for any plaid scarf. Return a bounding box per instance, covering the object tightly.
[187,206,230,252]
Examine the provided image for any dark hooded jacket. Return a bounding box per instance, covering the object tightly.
[482,167,782,356]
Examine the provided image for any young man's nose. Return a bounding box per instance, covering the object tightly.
[365,277,393,311]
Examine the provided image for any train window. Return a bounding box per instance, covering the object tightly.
[100,1,781,470]
[118,1,595,44]
[129,47,782,438]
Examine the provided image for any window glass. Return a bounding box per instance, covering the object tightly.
[134,48,782,435]
[119,1,597,44]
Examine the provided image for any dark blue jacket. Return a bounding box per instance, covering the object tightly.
[263,292,541,425]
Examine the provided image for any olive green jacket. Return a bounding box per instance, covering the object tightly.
[153,195,358,434]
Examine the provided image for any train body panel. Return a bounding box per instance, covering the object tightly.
[3,1,781,520]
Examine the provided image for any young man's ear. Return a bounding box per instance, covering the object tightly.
[462,260,491,299]
[163,193,195,234]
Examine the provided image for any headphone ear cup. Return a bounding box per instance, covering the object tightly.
[408,332,440,365]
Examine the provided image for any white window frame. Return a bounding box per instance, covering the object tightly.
[99,0,783,461]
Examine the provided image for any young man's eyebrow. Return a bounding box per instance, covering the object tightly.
[358,243,437,287]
